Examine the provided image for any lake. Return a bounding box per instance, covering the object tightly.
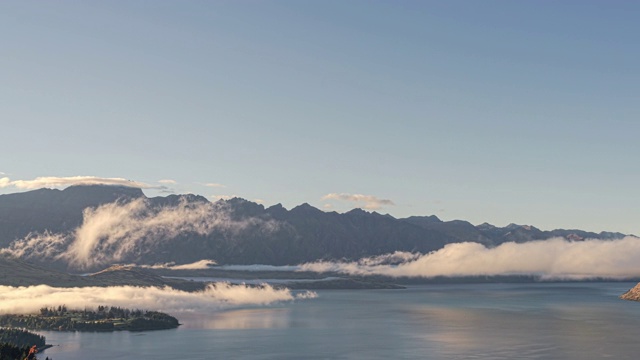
[39,282,640,359]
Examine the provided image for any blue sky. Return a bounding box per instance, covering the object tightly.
[1,1,638,234]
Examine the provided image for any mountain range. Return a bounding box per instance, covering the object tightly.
[0,185,628,271]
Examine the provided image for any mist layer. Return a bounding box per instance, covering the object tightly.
[298,237,640,279]
[0,283,316,315]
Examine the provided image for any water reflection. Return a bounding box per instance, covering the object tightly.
[406,301,639,360]
[408,306,560,358]
[179,308,291,329]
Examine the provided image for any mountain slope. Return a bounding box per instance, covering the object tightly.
[0,255,205,290]
[0,185,143,246]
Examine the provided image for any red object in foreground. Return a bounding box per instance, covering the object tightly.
[26,345,37,360]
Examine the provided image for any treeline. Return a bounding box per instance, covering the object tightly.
[0,328,47,360]
[39,305,152,321]
[0,306,179,332]
[0,329,45,348]
[0,343,33,360]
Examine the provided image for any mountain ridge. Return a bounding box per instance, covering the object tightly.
[0,185,629,271]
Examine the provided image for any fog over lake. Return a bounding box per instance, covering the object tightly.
[40,282,640,360]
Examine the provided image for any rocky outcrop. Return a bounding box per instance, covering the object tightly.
[621,283,640,301]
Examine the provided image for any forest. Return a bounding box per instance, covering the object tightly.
[0,328,47,360]
[0,305,179,332]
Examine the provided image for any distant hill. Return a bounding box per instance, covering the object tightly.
[87,265,205,291]
[0,254,204,291]
[0,185,628,271]
[0,255,89,287]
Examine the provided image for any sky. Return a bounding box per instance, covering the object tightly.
[1,1,638,235]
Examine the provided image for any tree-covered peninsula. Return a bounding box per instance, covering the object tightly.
[0,328,46,360]
[0,306,179,332]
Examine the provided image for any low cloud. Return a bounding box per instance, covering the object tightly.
[158,179,177,184]
[141,260,218,270]
[2,198,282,270]
[0,176,153,190]
[322,193,395,210]
[2,231,68,260]
[0,284,317,315]
[297,237,640,280]
[170,260,217,270]
[220,264,301,272]
[204,183,226,188]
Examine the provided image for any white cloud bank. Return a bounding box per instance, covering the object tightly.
[2,198,281,270]
[0,176,153,189]
[141,260,218,270]
[297,237,640,280]
[0,284,317,315]
[322,193,395,210]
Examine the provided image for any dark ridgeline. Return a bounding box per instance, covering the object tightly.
[0,328,45,349]
[0,185,628,271]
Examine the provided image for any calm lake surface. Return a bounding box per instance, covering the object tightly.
[40,282,640,359]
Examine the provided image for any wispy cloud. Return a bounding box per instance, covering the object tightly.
[140,260,218,270]
[322,193,395,210]
[0,176,153,190]
[204,183,226,188]
[297,237,640,280]
[158,179,177,184]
